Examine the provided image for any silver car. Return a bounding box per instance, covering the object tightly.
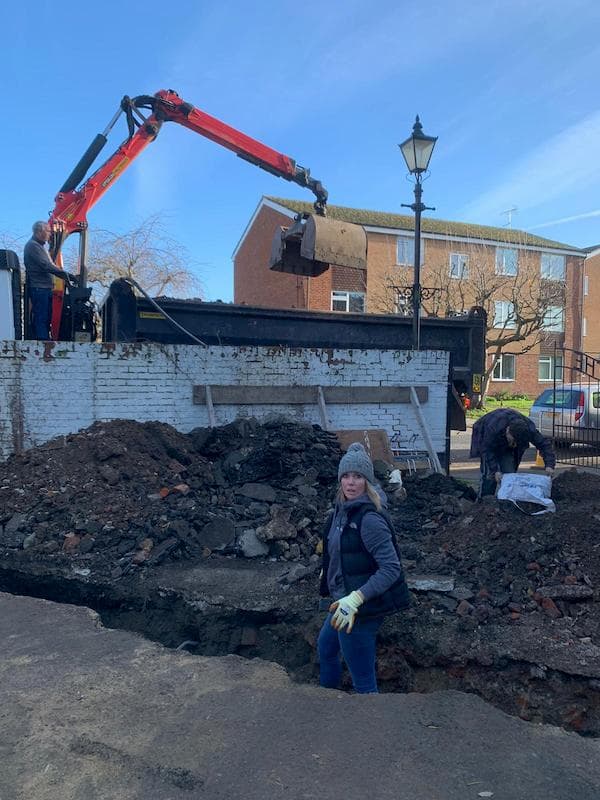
[529,383,600,447]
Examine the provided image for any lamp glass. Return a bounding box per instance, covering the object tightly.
[400,129,437,174]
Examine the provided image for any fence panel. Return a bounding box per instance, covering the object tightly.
[545,347,600,469]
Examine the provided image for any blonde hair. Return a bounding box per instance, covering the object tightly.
[336,480,382,510]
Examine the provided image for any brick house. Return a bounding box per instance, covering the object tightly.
[233,196,586,398]
[582,246,600,358]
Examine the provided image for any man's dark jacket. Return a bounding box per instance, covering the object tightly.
[470,408,555,474]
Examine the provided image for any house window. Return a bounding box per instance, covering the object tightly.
[396,236,423,266]
[492,353,515,381]
[331,291,365,313]
[493,300,516,329]
[538,355,563,381]
[495,247,518,276]
[542,306,564,332]
[449,253,469,279]
[541,253,565,281]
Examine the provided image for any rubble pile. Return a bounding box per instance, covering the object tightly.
[1,417,600,641]
[393,470,600,641]
[0,418,345,574]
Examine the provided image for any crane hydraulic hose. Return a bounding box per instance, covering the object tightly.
[122,278,207,347]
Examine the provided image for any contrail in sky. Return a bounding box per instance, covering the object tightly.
[530,209,600,230]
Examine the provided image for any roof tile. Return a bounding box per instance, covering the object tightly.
[266,196,582,252]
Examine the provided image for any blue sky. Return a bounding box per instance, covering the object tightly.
[2,1,600,301]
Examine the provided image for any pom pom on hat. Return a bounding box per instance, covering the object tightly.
[338,442,375,484]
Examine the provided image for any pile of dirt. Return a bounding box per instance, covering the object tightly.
[2,416,600,643]
[0,417,344,575]
[395,469,600,640]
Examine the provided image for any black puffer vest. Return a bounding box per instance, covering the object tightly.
[320,503,411,618]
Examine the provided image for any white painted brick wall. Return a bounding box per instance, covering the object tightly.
[0,340,450,461]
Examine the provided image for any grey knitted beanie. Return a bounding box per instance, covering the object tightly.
[338,442,375,484]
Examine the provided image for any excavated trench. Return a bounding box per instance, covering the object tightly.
[2,562,599,738]
[3,421,600,738]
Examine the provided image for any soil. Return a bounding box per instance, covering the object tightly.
[0,417,343,574]
[1,418,600,735]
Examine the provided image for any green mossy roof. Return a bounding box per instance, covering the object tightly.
[266,196,582,252]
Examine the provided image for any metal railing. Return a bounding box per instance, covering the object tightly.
[550,346,600,469]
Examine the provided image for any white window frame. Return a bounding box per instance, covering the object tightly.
[538,354,563,382]
[542,305,564,333]
[540,253,566,281]
[492,353,515,381]
[449,253,469,279]
[396,236,424,267]
[331,290,365,313]
[493,300,516,329]
[495,247,519,276]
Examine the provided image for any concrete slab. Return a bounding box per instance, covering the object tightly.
[1,592,599,800]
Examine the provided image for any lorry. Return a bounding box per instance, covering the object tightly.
[8,89,368,341]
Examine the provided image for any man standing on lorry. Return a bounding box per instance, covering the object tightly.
[23,221,75,340]
[470,408,555,497]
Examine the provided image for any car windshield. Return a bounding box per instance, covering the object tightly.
[534,389,582,409]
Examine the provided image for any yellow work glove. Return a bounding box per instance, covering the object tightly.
[329,590,364,633]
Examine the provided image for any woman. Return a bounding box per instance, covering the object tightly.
[318,442,410,694]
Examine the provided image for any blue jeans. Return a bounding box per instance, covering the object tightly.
[318,612,384,694]
[29,287,52,340]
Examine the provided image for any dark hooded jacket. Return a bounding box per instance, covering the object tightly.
[470,408,555,474]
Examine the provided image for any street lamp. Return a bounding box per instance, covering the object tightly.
[399,115,437,350]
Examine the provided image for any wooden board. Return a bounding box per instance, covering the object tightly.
[333,429,394,465]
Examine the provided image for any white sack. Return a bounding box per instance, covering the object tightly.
[497,473,555,514]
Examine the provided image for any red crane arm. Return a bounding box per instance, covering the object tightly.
[49,122,156,246]
[49,89,327,259]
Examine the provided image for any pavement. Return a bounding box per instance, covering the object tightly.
[2,591,600,800]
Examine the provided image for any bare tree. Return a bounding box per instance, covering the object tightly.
[435,261,563,399]
[0,230,25,253]
[73,214,203,298]
[376,239,566,401]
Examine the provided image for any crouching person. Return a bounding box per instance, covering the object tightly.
[470,408,555,497]
[317,443,410,694]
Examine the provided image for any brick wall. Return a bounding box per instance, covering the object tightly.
[487,348,567,399]
[234,205,308,309]
[233,203,363,312]
[583,252,600,356]
[332,266,367,294]
[307,268,333,310]
[0,340,450,462]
